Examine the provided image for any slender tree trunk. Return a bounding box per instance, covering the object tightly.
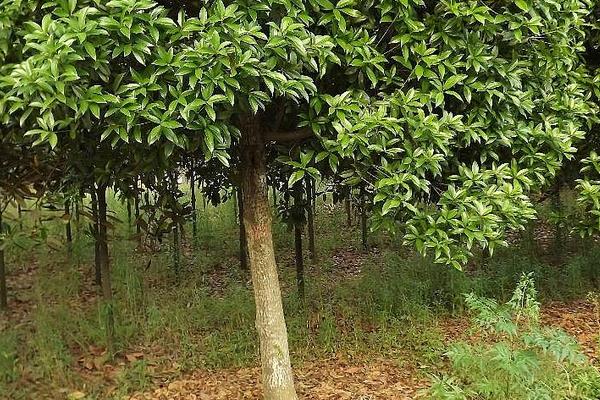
[552,181,563,263]
[170,174,181,281]
[190,165,197,242]
[65,200,72,251]
[17,204,23,230]
[126,199,132,227]
[293,183,305,298]
[345,196,352,227]
[233,189,239,224]
[306,178,316,262]
[173,222,180,281]
[96,185,114,355]
[0,211,7,311]
[134,179,141,240]
[238,187,249,271]
[360,189,368,252]
[272,186,277,209]
[90,190,102,286]
[240,115,298,400]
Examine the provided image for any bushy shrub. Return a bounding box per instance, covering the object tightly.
[428,273,600,400]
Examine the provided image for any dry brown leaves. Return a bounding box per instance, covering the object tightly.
[129,358,429,400]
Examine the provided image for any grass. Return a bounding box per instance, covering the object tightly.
[1,192,600,399]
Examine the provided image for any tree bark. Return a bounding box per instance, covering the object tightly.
[190,164,197,242]
[126,199,132,227]
[90,189,102,286]
[134,179,141,241]
[65,200,72,251]
[17,204,23,230]
[0,210,7,311]
[345,196,352,227]
[293,200,305,300]
[360,189,368,252]
[237,187,249,271]
[96,184,115,355]
[306,178,316,262]
[239,115,298,400]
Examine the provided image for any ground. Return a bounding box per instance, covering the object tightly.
[2,200,600,400]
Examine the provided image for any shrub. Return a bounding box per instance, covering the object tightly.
[428,273,600,400]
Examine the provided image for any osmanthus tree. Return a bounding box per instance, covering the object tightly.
[1,1,597,400]
[0,0,181,352]
[296,0,596,269]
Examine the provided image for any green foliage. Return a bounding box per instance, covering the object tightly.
[428,274,600,400]
[1,0,597,268]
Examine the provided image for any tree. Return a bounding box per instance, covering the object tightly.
[2,1,597,399]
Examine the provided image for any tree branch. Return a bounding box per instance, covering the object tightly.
[264,128,314,143]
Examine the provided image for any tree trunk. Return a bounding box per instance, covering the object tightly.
[65,200,72,251]
[173,222,180,281]
[190,165,197,242]
[127,199,132,227]
[90,190,102,286]
[96,185,115,356]
[240,115,298,400]
[293,184,305,299]
[272,186,277,209]
[552,181,563,264]
[345,196,352,227]
[0,211,7,311]
[134,179,141,240]
[360,189,368,252]
[238,187,249,271]
[306,178,316,262]
[17,204,23,230]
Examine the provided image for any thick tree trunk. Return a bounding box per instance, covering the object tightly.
[306,178,316,262]
[65,200,72,251]
[96,185,115,355]
[90,190,102,286]
[237,187,249,271]
[239,115,298,400]
[0,211,7,311]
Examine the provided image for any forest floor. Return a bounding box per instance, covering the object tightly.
[0,225,600,400]
[127,300,599,400]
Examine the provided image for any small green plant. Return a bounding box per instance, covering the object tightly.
[428,273,600,400]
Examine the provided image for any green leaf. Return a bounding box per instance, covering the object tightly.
[515,0,529,11]
[288,170,305,187]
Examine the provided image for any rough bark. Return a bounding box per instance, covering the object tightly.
[239,114,298,400]
[90,189,102,286]
[97,185,115,355]
[0,211,7,311]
